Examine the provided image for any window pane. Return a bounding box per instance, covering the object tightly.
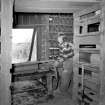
[12,29,34,63]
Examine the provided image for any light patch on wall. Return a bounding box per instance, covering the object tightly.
[12,29,34,63]
[12,29,33,44]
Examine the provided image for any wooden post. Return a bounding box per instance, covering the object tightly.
[0,0,13,105]
[72,13,80,105]
[99,1,105,105]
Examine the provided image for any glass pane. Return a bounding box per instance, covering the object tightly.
[12,29,34,63]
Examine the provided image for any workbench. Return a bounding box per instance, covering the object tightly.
[10,60,56,105]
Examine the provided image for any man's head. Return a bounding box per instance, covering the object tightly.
[57,32,66,44]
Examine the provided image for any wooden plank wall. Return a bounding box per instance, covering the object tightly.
[0,0,13,105]
[73,2,105,105]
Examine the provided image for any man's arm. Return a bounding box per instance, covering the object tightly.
[63,50,74,60]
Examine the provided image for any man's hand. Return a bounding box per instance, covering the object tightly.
[58,58,64,63]
[54,58,64,67]
[54,60,60,67]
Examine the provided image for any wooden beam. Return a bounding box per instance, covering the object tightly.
[47,0,102,2]
[14,0,100,13]
[99,2,105,104]
[28,28,36,61]
[0,0,13,105]
[38,0,102,2]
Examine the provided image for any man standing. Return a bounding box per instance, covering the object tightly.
[56,32,74,95]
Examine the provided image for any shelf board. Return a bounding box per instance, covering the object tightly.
[79,49,100,54]
[80,62,99,73]
[84,89,98,102]
[77,77,99,93]
[77,93,92,104]
[78,82,98,95]
[79,14,100,23]
[76,32,101,37]
[79,62,99,67]
[75,62,99,73]
[77,75,99,85]
[84,80,99,92]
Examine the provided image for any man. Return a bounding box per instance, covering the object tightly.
[55,32,74,94]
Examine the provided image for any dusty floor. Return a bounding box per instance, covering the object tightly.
[12,80,75,105]
[37,89,75,105]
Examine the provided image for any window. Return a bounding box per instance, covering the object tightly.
[12,29,37,63]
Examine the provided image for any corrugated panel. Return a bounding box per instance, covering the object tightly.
[13,13,36,27]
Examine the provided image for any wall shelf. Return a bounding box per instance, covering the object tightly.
[79,14,100,23]
[77,75,99,85]
[76,32,101,37]
[79,49,100,54]
[79,62,99,73]
[73,4,105,105]
[84,88,99,102]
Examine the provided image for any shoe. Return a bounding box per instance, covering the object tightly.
[45,94,54,100]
